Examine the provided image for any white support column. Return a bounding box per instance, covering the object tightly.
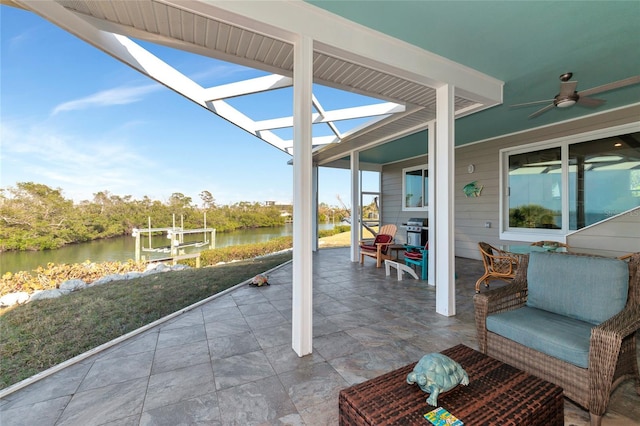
[435,84,456,317]
[312,165,319,252]
[292,34,313,356]
[350,152,361,262]
[427,121,436,286]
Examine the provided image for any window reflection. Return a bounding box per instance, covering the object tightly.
[508,147,562,229]
[569,134,640,229]
[506,132,640,231]
[403,167,428,209]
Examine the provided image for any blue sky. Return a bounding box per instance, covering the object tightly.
[1,6,377,207]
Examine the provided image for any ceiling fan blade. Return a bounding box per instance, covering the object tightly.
[558,81,578,97]
[577,96,606,107]
[578,75,640,97]
[510,99,554,108]
[529,103,555,119]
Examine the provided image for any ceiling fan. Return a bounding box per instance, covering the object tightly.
[511,72,640,119]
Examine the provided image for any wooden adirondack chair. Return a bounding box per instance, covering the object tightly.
[359,224,397,267]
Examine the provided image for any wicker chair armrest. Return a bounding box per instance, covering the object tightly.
[588,306,640,415]
[474,281,528,315]
[592,305,640,342]
[491,252,520,264]
[474,281,528,353]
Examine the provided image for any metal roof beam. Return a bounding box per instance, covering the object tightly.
[253,102,404,131]
[14,0,293,153]
[201,74,292,102]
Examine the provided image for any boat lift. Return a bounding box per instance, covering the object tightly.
[131,214,215,262]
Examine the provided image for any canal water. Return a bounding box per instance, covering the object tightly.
[1,223,336,274]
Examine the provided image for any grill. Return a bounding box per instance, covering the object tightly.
[406,218,428,247]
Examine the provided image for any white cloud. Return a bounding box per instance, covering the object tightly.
[51,84,161,115]
[1,120,156,202]
[188,62,263,87]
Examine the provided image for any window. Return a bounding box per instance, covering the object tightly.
[403,165,428,210]
[502,128,640,238]
[569,137,640,228]
[508,147,562,229]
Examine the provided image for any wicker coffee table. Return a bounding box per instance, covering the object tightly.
[339,344,563,425]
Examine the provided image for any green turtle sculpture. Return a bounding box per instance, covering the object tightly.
[407,353,469,406]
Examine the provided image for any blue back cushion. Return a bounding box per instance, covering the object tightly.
[526,252,628,325]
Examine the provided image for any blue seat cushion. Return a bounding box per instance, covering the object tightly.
[486,306,592,368]
[526,252,628,325]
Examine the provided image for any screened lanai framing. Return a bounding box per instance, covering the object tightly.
[5,0,503,356]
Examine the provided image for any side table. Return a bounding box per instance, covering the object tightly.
[339,344,563,425]
[388,244,407,260]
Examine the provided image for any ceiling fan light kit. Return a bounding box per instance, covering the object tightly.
[554,96,578,108]
[511,72,640,118]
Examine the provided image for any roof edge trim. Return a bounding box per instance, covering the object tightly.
[189,0,503,104]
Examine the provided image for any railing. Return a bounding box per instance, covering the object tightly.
[145,252,201,268]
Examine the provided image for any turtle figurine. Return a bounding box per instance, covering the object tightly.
[250,274,269,287]
[407,353,469,406]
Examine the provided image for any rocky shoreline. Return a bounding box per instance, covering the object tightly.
[0,262,190,308]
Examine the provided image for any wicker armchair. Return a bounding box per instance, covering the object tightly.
[475,242,520,293]
[474,252,640,426]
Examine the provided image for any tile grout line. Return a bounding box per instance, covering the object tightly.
[137,315,162,424]
[201,304,224,425]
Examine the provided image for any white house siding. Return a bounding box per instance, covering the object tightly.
[381,156,428,245]
[455,143,501,260]
[380,105,640,260]
[567,207,640,257]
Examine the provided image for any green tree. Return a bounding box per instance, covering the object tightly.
[0,182,79,250]
[199,190,216,209]
[1,182,294,252]
[509,204,560,229]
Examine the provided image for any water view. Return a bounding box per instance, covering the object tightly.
[1,223,336,274]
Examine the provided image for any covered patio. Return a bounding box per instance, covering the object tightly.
[4,0,638,361]
[1,248,638,425]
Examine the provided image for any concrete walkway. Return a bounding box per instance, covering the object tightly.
[1,248,638,425]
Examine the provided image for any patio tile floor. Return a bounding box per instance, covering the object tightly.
[1,248,638,425]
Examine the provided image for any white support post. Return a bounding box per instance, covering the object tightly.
[134,231,141,262]
[435,84,456,317]
[292,34,314,357]
[427,121,436,286]
[350,152,361,262]
[312,165,319,252]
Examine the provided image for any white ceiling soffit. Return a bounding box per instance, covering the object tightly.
[12,0,503,163]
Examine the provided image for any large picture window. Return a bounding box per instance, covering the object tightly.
[503,129,640,237]
[403,165,428,210]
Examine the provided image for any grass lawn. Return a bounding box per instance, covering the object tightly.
[0,252,292,389]
[318,228,372,247]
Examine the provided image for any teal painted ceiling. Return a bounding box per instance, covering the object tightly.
[308,1,640,163]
